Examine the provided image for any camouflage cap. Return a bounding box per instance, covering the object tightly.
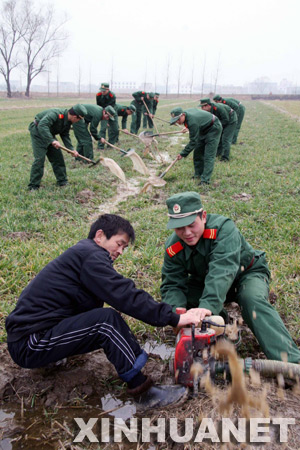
[149,92,155,98]
[199,97,212,107]
[166,191,203,229]
[213,94,222,101]
[100,82,110,92]
[127,104,136,113]
[170,107,183,125]
[71,104,87,118]
[104,105,116,120]
[154,92,160,96]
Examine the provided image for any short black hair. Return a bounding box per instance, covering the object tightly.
[88,214,135,242]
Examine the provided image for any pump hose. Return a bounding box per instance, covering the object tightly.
[244,358,300,379]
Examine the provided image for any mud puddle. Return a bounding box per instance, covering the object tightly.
[168,135,186,147]
[143,340,174,360]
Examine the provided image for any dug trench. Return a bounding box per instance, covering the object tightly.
[1,308,300,450]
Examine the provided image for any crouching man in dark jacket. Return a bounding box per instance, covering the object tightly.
[6,214,202,408]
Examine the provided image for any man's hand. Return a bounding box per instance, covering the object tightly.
[73,150,79,157]
[181,127,189,133]
[100,137,106,144]
[176,154,183,160]
[177,308,212,327]
[123,129,130,134]
[52,140,61,149]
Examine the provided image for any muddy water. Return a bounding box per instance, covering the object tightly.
[0,341,173,449]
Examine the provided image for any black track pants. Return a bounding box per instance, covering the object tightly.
[7,308,148,382]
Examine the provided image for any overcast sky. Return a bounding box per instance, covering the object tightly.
[48,0,300,88]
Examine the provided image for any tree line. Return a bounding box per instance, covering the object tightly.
[0,0,68,97]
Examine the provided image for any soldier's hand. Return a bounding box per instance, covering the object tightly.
[181,127,188,133]
[52,140,61,149]
[73,150,79,157]
[123,129,130,134]
[100,138,106,144]
[176,154,183,160]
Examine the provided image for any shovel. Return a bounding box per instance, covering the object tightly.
[103,140,150,176]
[59,144,126,183]
[142,99,159,135]
[140,130,187,138]
[120,129,157,160]
[140,156,179,193]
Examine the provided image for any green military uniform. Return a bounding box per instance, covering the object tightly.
[72,104,104,160]
[213,95,245,144]
[28,107,83,190]
[130,91,148,134]
[152,93,160,116]
[142,92,155,129]
[96,83,116,149]
[114,104,136,141]
[171,107,222,184]
[199,98,237,161]
[160,192,300,363]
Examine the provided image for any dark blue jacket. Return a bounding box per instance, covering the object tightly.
[6,239,179,342]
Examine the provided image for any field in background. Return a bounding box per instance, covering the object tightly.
[0,98,300,345]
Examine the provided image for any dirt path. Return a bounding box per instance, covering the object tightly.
[261,101,300,122]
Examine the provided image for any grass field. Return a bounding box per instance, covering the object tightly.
[0,97,300,346]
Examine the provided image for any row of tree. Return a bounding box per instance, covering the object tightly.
[0,0,68,97]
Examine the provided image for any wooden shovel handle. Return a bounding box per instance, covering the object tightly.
[159,157,179,179]
[103,139,127,155]
[59,144,94,164]
[142,99,159,134]
[120,129,140,140]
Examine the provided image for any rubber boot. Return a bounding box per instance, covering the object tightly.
[132,384,188,410]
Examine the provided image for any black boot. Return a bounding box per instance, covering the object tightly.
[129,377,188,410]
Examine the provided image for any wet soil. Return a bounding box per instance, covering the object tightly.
[1,316,300,450]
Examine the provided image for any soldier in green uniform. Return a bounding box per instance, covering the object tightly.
[161,191,300,363]
[72,104,112,160]
[199,98,237,161]
[170,106,222,185]
[96,82,116,149]
[114,104,136,141]
[213,95,246,144]
[142,92,155,129]
[153,92,160,116]
[130,91,150,134]
[28,104,87,190]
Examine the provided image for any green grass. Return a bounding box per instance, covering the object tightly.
[0,97,300,345]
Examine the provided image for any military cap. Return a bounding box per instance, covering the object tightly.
[149,92,155,98]
[170,107,183,125]
[166,191,203,229]
[100,82,110,91]
[71,104,87,118]
[127,104,136,113]
[213,94,222,101]
[104,105,116,120]
[199,97,212,107]
[154,92,160,96]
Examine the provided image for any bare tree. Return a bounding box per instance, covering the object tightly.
[176,53,183,97]
[165,54,171,97]
[77,59,82,97]
[143,59,147,90]
[201,53,206,96]
[21,0,69,97]
[213,52,221,94]
[0,0,27,97]
[110,56,114,90]
[189,55,195,97]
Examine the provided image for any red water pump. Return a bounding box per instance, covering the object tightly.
[173,308,225,387]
